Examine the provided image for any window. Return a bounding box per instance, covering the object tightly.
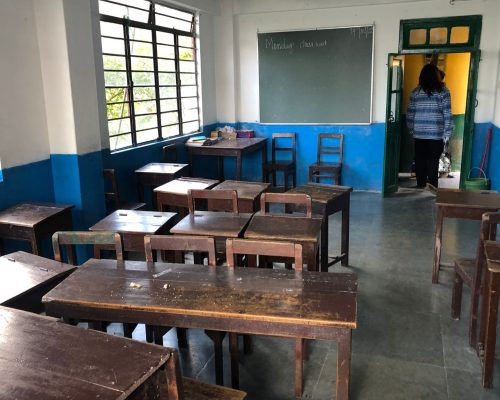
[99,0,200,151]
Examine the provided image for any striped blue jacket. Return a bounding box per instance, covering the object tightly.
[406,86,453,140]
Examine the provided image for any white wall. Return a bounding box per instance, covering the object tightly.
[0,0,51,169]
[215,0,500,124]
[199,12,218,126]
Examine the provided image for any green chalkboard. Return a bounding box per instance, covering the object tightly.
[258,26,373,123]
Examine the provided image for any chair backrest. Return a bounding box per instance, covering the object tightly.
[52,231,124,265]
[103,169,121,210]
[317,133,343,164]
[144,235,216,266]
[271,132,296,164]
[187,189,239,214]
[163,144,178,163]
[226,238,303,271]
[259,192,312,217]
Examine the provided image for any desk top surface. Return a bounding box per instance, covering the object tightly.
[244,214,323,242]
[212,180,270,200]
[287,183,353,204]
[135,162,188,174]
[170,211,253,238]
[90,210,177,234]
[0,305,170,400]
[0,203,74,227]
[485,241,500,273]
[43,259,357,328]
[185,137,266,150]
[0,251,75,305]
[436,189,500,209]
[154,177,219,195]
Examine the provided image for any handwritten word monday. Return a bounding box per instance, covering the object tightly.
[265,38,327,51]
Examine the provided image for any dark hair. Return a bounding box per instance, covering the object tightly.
[419,64,444,96]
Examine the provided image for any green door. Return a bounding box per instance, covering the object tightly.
[383,54,404,196]
[460,50,480,188]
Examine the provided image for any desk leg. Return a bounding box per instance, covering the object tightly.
[341,200,350,267]
[336,329,352,400]
[165,349,185,400]
[229,332,240,389]
[295,338,304,400]
[481,270,499,388]
[321,216,328,272]
[236,154,242,180]
[261,145,267,183]
[29,233,41,256]
[137,182,145,203]
[218,156,225,180]
[432,206,445,284]
[188,150,193,176]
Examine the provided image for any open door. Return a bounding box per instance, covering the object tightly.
[460,50,480,188]
[383,54,403,196]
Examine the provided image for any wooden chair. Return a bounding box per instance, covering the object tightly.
[144,234,228,386]
[308,133,343,185]
[52,231,124,265]
[188,189,239,215]
[103,169,145,214]
[263,133,296,192]
[451,212,499,348]
[165,347,247,400]
[163,143,178,163]
[226,238,305,399]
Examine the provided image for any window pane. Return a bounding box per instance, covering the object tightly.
[132,71,155,86]
[182,97,198,111]
[108,118,131,135]
[179,36,194,48]
[158,59,176,71]
[130,41,153,57]
[103,55,126,70]
[106,87,128,103]
[156,15,192,32]
[136,115,157,130]
[180,73,196,85]
[160,87,177,98]
[429,27,447,45]
[110,134,132,150]
[183,121,200,134]
[159,73,176,86]
[137,128,159,143]
[182,107,198,122]
[156,4,193,22]
[157,45,175,59]
[181,86,197,97]
[105,71,127,86]
[100,21,123,38]
[179,48,194,61]
[162,124,180,138]
[134,100,157,115]
[161,112,179,126]
[179,61,195,73]
[101,37,125,54]
[131,57,153,71]
[450,26,469,44]
[156,32,174,45]
[107,102,129,119]
[134,87,156,101]
[129,27,152,42]
[161,99,178,112]
[409,29,426,45]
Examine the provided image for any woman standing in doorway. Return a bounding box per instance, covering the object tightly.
[407,63,453,190]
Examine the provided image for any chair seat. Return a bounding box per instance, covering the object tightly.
[454,257,475,286]
[183,377,247,400]
[309,161,341,169]
[264,160,295,170]
[119,201,146,211]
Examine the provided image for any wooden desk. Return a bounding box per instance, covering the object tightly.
[185,138,267,181]
[432,190,500,283]
[0,305,179,400]
[135,162,189,206]
[155,177,219,216]
[244,214,323,271]
[0,203,73,256]
[479,241,500,388]
[90,210,177,253]
[43,259,357,400]
[287,183,352,271]
[209,180,270,213]
[0,251,75,313]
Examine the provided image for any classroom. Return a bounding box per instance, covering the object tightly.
[0,0,499,399]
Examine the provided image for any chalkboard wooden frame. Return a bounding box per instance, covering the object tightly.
[257,25,374,125]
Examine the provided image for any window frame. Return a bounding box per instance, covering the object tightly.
[99,1,201,151]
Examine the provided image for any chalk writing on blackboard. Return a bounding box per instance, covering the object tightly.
[266,37,328,51]
[350,26,373,39]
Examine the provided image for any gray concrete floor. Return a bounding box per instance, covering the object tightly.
[109,190,500,399]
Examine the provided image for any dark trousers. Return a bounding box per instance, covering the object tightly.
[414,138,444,188]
